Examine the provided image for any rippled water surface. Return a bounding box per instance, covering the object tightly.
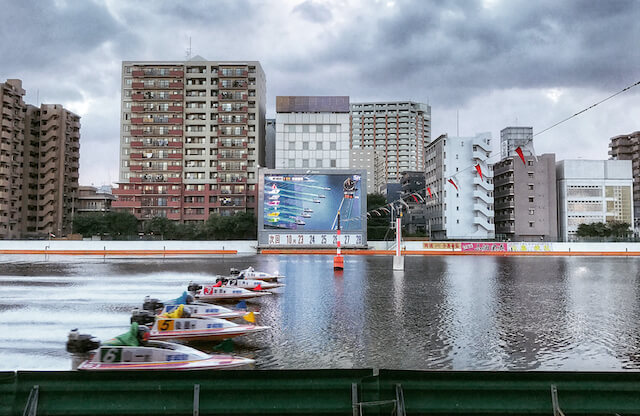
[2,254,640,371]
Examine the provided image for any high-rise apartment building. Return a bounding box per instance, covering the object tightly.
[1,79,80,239]
[500,126,532,159]
[609,131,640,227]
[275,96,350,169]
[556,160,633,241]
[400,170,427,234]
[350,101,431,183]
[494,153,557,241]
[113,58,266,222]
[350,148,385,194]
[424,133,494,240]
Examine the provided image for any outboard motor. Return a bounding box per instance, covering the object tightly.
[130,308,155,326]
[142,296,164,312]
[66,329,100,370]
[187,282,203,293]
[229,268,240,276]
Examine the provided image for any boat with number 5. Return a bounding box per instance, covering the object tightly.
[67,324,254,371]
[131,305,270,342]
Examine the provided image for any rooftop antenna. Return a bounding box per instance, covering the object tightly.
[185,36,192,60]
[36,89,39,106]
[456,109,459,137]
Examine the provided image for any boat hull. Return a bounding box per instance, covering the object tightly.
[149,326,270,342]
[78,355,253,371]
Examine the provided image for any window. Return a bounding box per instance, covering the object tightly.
[288,141,295,150]
[288,159,295,168]
[528,160,534,166]
[528,184,534,190]
[330,142,336,150]
[528,172,534,178]
[529,197,534,203]
[287,125,295,132]
[330,159,336,167]
[529,209,535,215]
[317,141,323,150]
[316,159,323,168]
[302,142,309,150]
[529,221,535,227]
[302,125,309,133]
[456,219,460,224]
[302,159,309,168]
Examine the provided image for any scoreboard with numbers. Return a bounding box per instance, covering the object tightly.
[258,169,367,248]
[266,233,364,247]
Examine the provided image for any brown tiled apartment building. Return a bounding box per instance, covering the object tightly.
[112,57,266,222]
[609,131,640,227]
[0,79,80,239]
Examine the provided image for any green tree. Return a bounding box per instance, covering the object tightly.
[104,212,139,239]
[143,216,176,240]
[73,213,107,237]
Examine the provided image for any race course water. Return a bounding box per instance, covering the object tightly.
[2,254,640,371]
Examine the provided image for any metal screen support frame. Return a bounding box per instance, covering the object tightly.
[352,383,359,416]
[352,382,405,416]
[395,384,406,416]
[22,385,39,416]
[551,385,565,416]
[193,384,200,416]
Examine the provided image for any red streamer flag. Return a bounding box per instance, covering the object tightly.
[515,146,526,165]
[213,281,222,287]
[411,194,420,203]
[427,187,432,198]
[448,178,459,191]
[475,164,483,180]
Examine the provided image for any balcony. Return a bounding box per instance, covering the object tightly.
[131,82,144,89]
[168,153,182,159]
[113,200,141,208]
[130,165,142,171]
[169,81,184,88]
[168,130,183,136]
[131,93,144,101]
[169,70,184,77]
[219,106,248,113]
[130,129,144,136]
[169,94,183,101]
[130,105,144,112]
[130,153,143,159]
[169,105,183,112]
[168,141,183,147]
[219,93,248,101]
[130,117,143,124]
[219,70,248,77]
[219,129,248,137]
[131,70,144,77]
[169,118,183,124]
[130,141,144,148]
[168,165,182,171]
[218,117,247,124]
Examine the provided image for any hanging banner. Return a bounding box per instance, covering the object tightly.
[461,242,507,252]
[508,242,553,252]
[423,242,461,250]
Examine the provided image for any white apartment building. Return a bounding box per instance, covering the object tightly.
[350,148,385,194]
[275,96,350,169]
[556,160,634,241]
[350,101,431,183]
[425,133,494,239]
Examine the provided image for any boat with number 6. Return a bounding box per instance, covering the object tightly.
[67,324,254,371]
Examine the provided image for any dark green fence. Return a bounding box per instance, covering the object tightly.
[5,369,640,415]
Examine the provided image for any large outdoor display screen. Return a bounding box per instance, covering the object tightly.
[258,169,367,247]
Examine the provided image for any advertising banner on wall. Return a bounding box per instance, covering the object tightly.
[258,169,367,247]
[508,242,554,252]
[461,242,507,252]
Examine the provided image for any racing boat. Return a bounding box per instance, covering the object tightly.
[131,305,269,342]
[188,282,271,301]
[212,276,284,290]
[66,324,254,371]
[231,266,285,282]
[142,292,258,320]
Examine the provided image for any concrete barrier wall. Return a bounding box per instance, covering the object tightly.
[0,240,258,255]
[2,240,640,256]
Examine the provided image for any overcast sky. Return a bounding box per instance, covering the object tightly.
[1,0,638,186]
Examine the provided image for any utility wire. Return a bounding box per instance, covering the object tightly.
[349,78,640,221]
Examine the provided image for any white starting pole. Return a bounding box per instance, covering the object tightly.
[393,214,405,270]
